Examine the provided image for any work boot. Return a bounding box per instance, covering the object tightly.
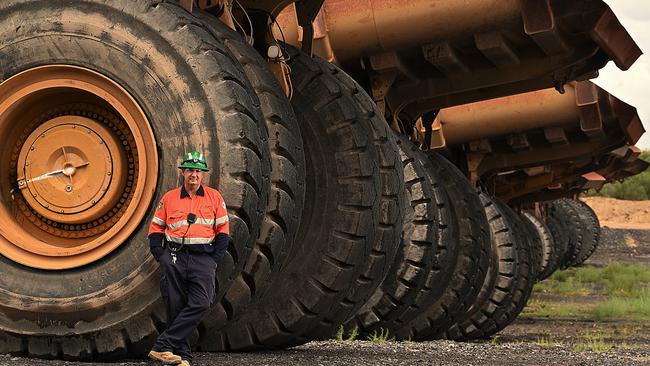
[148,350,182,364]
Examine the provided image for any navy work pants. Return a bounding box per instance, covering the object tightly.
[153,248,217,361]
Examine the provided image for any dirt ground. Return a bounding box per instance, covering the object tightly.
[582,197,650,230]
[2,198,649,366]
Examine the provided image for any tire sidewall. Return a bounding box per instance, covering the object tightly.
[0,1,215,334]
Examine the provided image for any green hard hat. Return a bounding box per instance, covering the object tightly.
[178,150,209,171]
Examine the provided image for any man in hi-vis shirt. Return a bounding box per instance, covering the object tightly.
[147,151,230,366]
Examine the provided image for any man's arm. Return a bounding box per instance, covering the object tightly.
[211,233,230,264]
[148,197,167,261]
[149,234,165,261]
[212,192,230,264]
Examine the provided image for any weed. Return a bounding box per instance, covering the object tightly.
[489,335,501,345]
[368,328,394,343]
[335,325,360,342]
[534,335,559,347]
[335,325,345,342]
[347,326,359,341]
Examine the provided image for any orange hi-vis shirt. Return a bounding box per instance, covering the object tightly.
[148,185,229,246]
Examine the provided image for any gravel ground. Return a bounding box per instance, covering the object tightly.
[3,227,648,366]
[1,339,649,366]
[590,228,650,266]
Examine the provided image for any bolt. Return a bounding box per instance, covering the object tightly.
[60,210,64,213]
[91,200,96,204]
[107,171,112,176]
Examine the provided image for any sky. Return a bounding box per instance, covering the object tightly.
[594,0,650,149]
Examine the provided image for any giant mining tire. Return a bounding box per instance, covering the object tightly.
[0,0,269,360]
[193,12,306,339]
[349,136,456,336]
[488,202,536,334]
[518,211,544,282]
[564,199,601,266]
[203,46,404,350]
[394,153,490,341]
[543,204,570,276]
[521,211,556,281]
[444,193,520,340]
[548,200,584,268]
[309,53,404,335]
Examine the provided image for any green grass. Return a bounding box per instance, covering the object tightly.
[529,328,643,353]
[572,332,613,353]
[534,263,650,297]
[593,287,650,321]
[534,335,561,347]
[522,298,592,318]
[526,263,650,322]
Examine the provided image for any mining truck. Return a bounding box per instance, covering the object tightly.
[0,0,646,359]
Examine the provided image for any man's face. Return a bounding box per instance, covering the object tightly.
[182,168,204,187]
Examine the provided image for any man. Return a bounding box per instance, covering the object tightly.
[147,151,230,366]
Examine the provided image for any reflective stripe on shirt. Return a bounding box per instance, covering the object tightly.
[152,217,166,227]
[165,234,214,245]
[215,215,229,225]
[167,215,229,230]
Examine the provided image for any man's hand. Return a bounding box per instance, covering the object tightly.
[151,246,164,262]
[211,233,230,265]
[149,233,165,262]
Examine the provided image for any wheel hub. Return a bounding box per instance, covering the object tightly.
[18,117,117,222]
[0,65,158,269]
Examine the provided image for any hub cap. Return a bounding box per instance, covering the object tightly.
[0,65,158,269]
